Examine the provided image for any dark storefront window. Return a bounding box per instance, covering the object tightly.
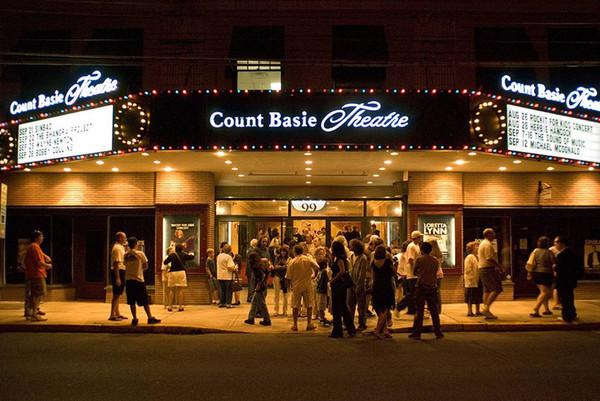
[474,27,538,92]
[229,26,284,90]
[109,215,156,285]
[332,25,388,88]
[548,27,600,88]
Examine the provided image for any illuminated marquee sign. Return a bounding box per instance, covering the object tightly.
[500,74,600,113]
[17,105,114,164]
[9,71,118,116]
[291,200,327,213]
[209,100,410,133]
[506,104,600,163]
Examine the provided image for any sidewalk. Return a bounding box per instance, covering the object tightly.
[1,299,600,335]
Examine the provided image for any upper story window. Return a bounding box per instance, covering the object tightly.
[474,27,538,91]
[332,25,388,89]
[548,27,600,88]
[229,26,284,90]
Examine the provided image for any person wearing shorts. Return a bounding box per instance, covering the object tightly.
[286,245,318,331]
[477,228,504,320]
[109,232,127,321]
[124,237,160,326]
[163,244,194,312]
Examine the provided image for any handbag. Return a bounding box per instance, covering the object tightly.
[230,272,242,292]
[339,271,354,289]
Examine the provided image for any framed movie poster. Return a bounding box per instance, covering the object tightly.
[162,215,200,267]
[417,214,456,269]
[584,239,600,272]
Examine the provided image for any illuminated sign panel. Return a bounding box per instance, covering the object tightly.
[9,71,118,116]
[17,105,113,164]
[500,75,600,113]
[506,104,600,163]
[291,200,327,213]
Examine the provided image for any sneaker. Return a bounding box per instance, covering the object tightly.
[131,318,139,326]
[29,315,47,322]
[178,307,184,312]
[529,312,542,318]
[259,320,272,326]
[218,304,226,308]
[226,304,233,309]
[147,317,161,324]
[36,310,46,316]
[244,319,255,325]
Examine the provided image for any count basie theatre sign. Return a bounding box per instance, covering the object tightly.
[152,92,471,148]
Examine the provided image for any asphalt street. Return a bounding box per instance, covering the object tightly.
[1,331,600,401]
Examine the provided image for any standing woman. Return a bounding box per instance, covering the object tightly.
[163,244,194,312]
[329,240,357,338]
[272,244,291,316]
[348,239,369,331]
[463,241,483,317]
[526,236,556,317]
[428,238,445,313]
[371,245,396,339]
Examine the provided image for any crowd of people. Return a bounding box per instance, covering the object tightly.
[21,225,583,333]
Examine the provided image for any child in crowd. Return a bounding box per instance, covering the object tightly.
[315,246,332,327]
[463,241,483,317]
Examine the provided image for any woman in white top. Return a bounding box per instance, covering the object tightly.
[463,241,483,316]
[526,236,557,317]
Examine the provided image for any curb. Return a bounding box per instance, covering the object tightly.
[1,322,599,335]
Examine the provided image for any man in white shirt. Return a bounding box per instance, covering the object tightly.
[286,245,319,331]
[216,243,237,308]
[399,231,423,315]
[109,232,127,321]
[124,237,160,326]
[477,228,504,319]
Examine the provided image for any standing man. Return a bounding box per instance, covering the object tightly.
[124,237,160,326]
[286,245,319,331]
[554,236,582,323]
[409,242,444,340]
[478,228,504,320]
[24,230,52,321]
[109,231,127,321]
[400,230,423,315]
[216,243,237,308]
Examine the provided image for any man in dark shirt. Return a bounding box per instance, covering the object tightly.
[554,236,582,323]
[409,242,444,340]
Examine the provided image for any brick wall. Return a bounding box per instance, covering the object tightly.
[463,173,600,207]
[408,172,463,204]
[5,173,155,207]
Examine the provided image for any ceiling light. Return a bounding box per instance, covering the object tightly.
[468,152,477,156]
[378,167,386,171]
[372,174,380,177]
[232,167,239,171]
[304,152,312,156]
[498,166,507,171]
[305,181,311,184]
[445,166,453,171]
[225,160,233,164]
[367,181,373,184]
[454,159,466,165]
[141,152,150,157]
[163,167,174,172]
[111,167,119,172]
[96,160,105,165]
[384,160,392,165]
[64,167,72,172]
[216,151,226,157]
[24,168,31,172]
[238,174,245,177]
[305,174,312,177]
[589,167,595,171]
[546,167,555,171]
[153,160,161,165]
[390,152,399,156]
[305,167,312,171]
[305,160,313,165]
